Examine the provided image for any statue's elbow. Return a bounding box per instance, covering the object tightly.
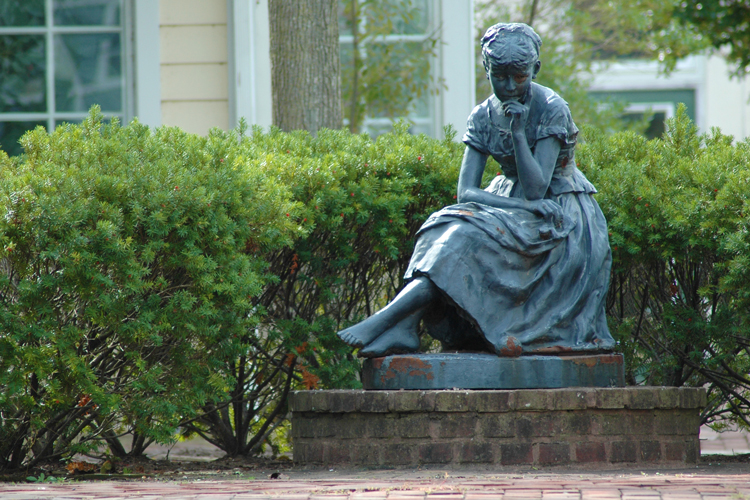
[525,187,546,200]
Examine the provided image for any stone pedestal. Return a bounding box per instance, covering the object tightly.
[290,387,706,467]
[362,353,625,390]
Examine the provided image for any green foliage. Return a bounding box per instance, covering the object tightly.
[578,105,750,429]
[0,108,298,469]
[250,120,463,390]
[675,0,750,76]
[0,110,463,467]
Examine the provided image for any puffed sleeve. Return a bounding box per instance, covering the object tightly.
[536,94,578,149]
[462,100,491,155]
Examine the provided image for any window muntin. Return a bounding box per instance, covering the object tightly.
[0,0,125,156]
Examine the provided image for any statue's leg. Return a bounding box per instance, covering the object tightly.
[337,276,437,347]
[358,309,422,358]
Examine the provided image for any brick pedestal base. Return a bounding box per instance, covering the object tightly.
[290,388,705,467]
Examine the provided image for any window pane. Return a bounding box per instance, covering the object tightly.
[392,0,429,35]
[0,35,46,113]
[0,0,45,27]
[0,121,46,157]
[55,33,122,112]
[623,111,667,140]
[366,41,431,119]
[365,0,429,35]
[54,0,121,26]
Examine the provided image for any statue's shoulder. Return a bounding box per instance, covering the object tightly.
[468,96,496,121]
[532,83,570,114]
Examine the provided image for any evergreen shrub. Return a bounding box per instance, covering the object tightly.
[5,102,750,468]
[578,105,750,429]
[0,109,298,469]
[0,111,464,468]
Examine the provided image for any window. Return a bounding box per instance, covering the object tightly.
[339,0,436,136]
[0,0,128,156]
[589,89,695,140]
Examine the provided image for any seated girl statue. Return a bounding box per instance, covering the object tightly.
[338,22,616,358]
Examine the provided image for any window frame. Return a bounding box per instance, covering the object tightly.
[0,0,133,140]
[338,0,438,136]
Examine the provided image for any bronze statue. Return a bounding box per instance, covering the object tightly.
[338,23,615,358]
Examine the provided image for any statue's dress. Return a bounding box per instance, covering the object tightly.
[405,83,615,355]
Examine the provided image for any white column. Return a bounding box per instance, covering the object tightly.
[228,0,272,129]
[436,0,475,140]
[134,0,162,127]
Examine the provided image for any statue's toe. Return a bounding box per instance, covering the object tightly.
[359,328,419,358]
[337,328,364,347]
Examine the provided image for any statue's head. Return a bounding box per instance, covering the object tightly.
[481,23,541,74]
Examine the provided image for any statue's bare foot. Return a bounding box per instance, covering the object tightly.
[358,313,421,358]
[337,315,389,348]
[337,277,436,348]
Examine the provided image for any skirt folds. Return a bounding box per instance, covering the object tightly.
[405,193,614,355]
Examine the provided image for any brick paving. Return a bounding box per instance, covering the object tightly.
[1,465,750,499]
[1,430,748,499]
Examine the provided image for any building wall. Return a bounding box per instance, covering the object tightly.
[703,56,750,139]
[591,54,750,140]
[159,0,229,135]
[155,0,473,138]
[437,0,476,139]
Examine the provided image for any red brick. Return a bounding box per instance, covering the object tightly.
[294,441,325,464]
[551,389,592,410]
[352,442,381,465]
[435,391,470,412]
[665,441,685,461]
[458,441,494,463]
[382,443,417,465]
[627,388,656,409]
[592,413,627,436]
[596,389,625,409]
[575,442,606,463]
[366,415,397,438]
[328,391,359,412]
[629,412,655,435]
[610,440,637,463]
[390,391,435,412]
[479,413,515,438]
[326,442,353,464]
[516,414,554,438]
[539,442,571,465]
[397,414,431,438]
[358,392,390,413]
[434,414,476,438]
[655,411,699,435]
[639,440,661,462]
[515,390,551,410]
[685,438,699,463]
[336,415,364,439]
[556,413,592,435]
[656,387,680,408]
[419,442,453,464]
[469,391,514,412]
[500,443,533,465]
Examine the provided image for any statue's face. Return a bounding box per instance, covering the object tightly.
[488,61,539,103]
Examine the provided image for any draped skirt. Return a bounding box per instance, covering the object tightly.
[404,191,615,355]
